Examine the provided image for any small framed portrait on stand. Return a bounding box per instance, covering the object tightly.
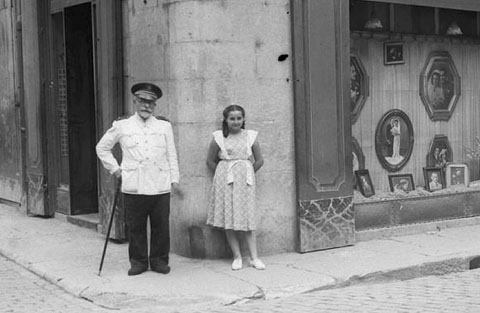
[384,42,405,65]
[423,167,445,192]
[388,173,415,192]
[446,163,469,188]
[354,169,375,198]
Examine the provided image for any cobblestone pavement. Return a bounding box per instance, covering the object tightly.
[203,269,480,313]
[0,255,109,313]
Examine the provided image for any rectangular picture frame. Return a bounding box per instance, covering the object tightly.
[384,42,405,65]
[388,173,415,192]
[354,169,375,198]
[445,163,469,188]
[423,167,445,192]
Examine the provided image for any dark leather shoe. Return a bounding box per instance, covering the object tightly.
[128,266,147,276]
[151,263,171,274]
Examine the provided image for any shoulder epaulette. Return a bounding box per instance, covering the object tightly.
[156,115,170,122]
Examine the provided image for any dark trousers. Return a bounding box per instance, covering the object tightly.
[124,193,170,268]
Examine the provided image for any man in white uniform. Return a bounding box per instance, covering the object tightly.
[96,82,181,276]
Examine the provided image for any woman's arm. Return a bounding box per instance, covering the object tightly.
[251,140,264,172]
[206,139,220,172]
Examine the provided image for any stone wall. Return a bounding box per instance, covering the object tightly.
[122,0,296,257]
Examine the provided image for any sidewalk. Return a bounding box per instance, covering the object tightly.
[1,203,480,313]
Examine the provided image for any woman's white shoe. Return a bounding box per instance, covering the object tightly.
[250,259,266,270]
[231,258,243,270]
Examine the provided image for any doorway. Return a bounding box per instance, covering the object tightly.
[52,3,98,215]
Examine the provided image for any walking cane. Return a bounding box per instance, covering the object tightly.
[98,177,122,276]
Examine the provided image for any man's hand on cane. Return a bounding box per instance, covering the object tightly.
[114,169,122,179]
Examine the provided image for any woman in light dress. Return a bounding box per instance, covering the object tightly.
[206,105,265,271]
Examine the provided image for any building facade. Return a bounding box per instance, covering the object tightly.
[1,0,480,258]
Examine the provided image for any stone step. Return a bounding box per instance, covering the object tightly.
[66,213,100,231]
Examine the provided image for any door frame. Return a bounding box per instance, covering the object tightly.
[36,0,124,232]
[94,0,125,239]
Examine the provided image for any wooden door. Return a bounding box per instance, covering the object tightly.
[291,0,354,252]
[0,4,23,205]
[23,0,55,216]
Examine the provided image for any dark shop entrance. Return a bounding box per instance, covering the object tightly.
[51,2,98,216]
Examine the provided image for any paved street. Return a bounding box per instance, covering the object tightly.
[0,255,108,313]
[203,269,480,313]
[2,250,480,313]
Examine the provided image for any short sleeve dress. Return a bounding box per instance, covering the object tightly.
[206,129,258,231]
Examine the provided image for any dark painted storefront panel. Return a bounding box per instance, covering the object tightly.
[292,0,354,252]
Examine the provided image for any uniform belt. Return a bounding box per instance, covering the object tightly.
[121,160,163,169]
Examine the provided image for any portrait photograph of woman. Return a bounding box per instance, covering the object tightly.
[375,110,414,172]
[426,68,453,110]
[419,51,461,121]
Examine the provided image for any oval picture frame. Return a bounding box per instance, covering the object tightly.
[375,109,414,172]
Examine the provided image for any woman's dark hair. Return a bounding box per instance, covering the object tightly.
[222,105,245,137]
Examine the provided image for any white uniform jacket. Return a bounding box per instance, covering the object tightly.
[96,113,180,195]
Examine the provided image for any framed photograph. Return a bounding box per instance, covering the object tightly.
[354,169,375,197]
[375,109,414,172]
[446,163,469,188]
[423,167,445,192]
[426,135,452,169]
[419,51,461,121]
[388,173,415,192]
[384,42,405,65]
[350,54,369,124]
[352,137,365,190]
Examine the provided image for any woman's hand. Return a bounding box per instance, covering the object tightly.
[252,141,264,172]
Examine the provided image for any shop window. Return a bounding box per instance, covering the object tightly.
[393,4,435,35]
[350,0,480,38]
[439,8,477,37]
[350,0,389,32]
[350,0,369,30]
